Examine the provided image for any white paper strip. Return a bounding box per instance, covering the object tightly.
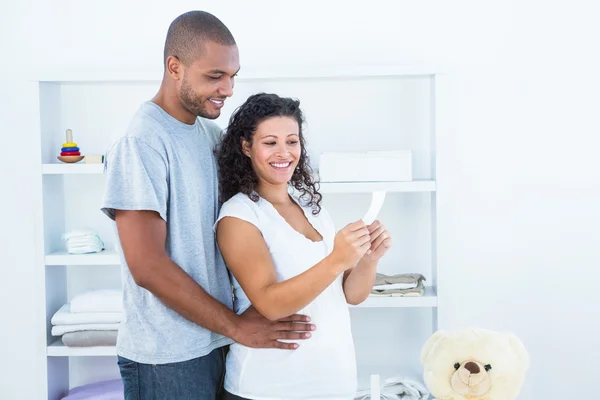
[362,191,387,225]
[370,374,381,399]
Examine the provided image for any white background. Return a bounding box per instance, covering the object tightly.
[1,1,599,399]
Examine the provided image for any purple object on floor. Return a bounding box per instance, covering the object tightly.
[60,379,124,400]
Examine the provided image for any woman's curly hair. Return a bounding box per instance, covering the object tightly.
[216,93,322,214]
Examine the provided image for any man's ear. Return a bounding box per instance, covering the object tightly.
[166,55,183,81]
[241,138,251,157]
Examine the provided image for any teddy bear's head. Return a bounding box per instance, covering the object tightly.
[420,328,529,400]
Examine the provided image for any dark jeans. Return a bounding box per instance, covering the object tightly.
[117,347,227,400]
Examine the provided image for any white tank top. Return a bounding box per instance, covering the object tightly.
[215,192,357,400]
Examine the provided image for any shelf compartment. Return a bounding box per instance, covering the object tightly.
[47,339,116,356]
[45,249,119,266]
[352,286,437,308]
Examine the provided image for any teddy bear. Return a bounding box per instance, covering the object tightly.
[420,328,529,400]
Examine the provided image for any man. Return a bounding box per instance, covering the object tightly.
[101,11,314,400]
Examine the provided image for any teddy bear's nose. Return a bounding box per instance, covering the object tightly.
[464,362,480,374]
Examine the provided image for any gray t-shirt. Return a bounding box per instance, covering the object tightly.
[101,101,233,364]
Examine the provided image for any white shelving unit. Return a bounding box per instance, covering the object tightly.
[32,66,445,399]
[42,163,104,174]
[45,249,119,266]
[353,287,438,308]
[320,180,436,193]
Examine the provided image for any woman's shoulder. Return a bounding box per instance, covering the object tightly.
[223,192,254,205]
[216,193,262,232]
[220,192,260,214]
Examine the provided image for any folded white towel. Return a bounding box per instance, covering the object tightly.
[62,229,99,240]
[51,304,122,326]
[52,323,121,336]
[70,289,122,313]
[372,282,418,291]
[62,229,105,254]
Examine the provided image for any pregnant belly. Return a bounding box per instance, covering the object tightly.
[227,338,357,399]
[228,281,357,397]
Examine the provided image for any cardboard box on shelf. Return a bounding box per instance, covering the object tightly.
[318,151,412,182]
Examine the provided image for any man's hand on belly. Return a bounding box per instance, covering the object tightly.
[232,306,316,350]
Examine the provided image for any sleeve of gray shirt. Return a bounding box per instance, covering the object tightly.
[101,137,169,222]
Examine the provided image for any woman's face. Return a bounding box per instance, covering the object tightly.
[242,116,301,188]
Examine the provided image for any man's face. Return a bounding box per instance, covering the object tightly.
[179,42,240,120]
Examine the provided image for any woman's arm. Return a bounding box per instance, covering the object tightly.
[115,209,312,349]
[216,217,370,321]
[343,220,392,305]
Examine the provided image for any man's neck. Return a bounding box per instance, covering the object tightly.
[152,86,196,125]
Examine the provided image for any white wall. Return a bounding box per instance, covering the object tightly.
[1,0,599,398]
[0,1,49,397]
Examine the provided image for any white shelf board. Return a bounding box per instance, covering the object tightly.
[40,164,436,193]
[45,249,119,266]
[320,180,435,193]
[351,286,437,308]
[33,65,441,83]
[47,339,116,356]
[42,163,104,174]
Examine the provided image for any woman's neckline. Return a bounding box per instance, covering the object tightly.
[258,194,324,245]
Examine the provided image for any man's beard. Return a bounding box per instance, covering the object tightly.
[180,74,216,120]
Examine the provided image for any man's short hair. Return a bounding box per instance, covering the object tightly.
[164,11,236,67]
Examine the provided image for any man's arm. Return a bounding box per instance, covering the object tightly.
[115,209,314,349]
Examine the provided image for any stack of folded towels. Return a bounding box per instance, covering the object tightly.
[51,289,122,347]
[354,376,429,400]
[370,273,426,297]
[62,230,105,254]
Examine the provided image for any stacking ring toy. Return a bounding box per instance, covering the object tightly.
[57,129,84,163]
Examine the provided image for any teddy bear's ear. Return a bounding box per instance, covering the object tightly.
[420,330,447,365]
[507,333,530,369]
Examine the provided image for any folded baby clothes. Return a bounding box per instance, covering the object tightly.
[62,331,118,347]
[373,273,425,286]
[51,304,122,325]
[370,273,426,297]
[62,229,105,254]
[372,282,418,291]
[70,289,122,313]
[370,280,425,297]
[354,376,429,400]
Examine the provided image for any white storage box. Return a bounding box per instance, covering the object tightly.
[318,151,412,182]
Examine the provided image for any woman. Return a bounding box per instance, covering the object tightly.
[215,93,392,399]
